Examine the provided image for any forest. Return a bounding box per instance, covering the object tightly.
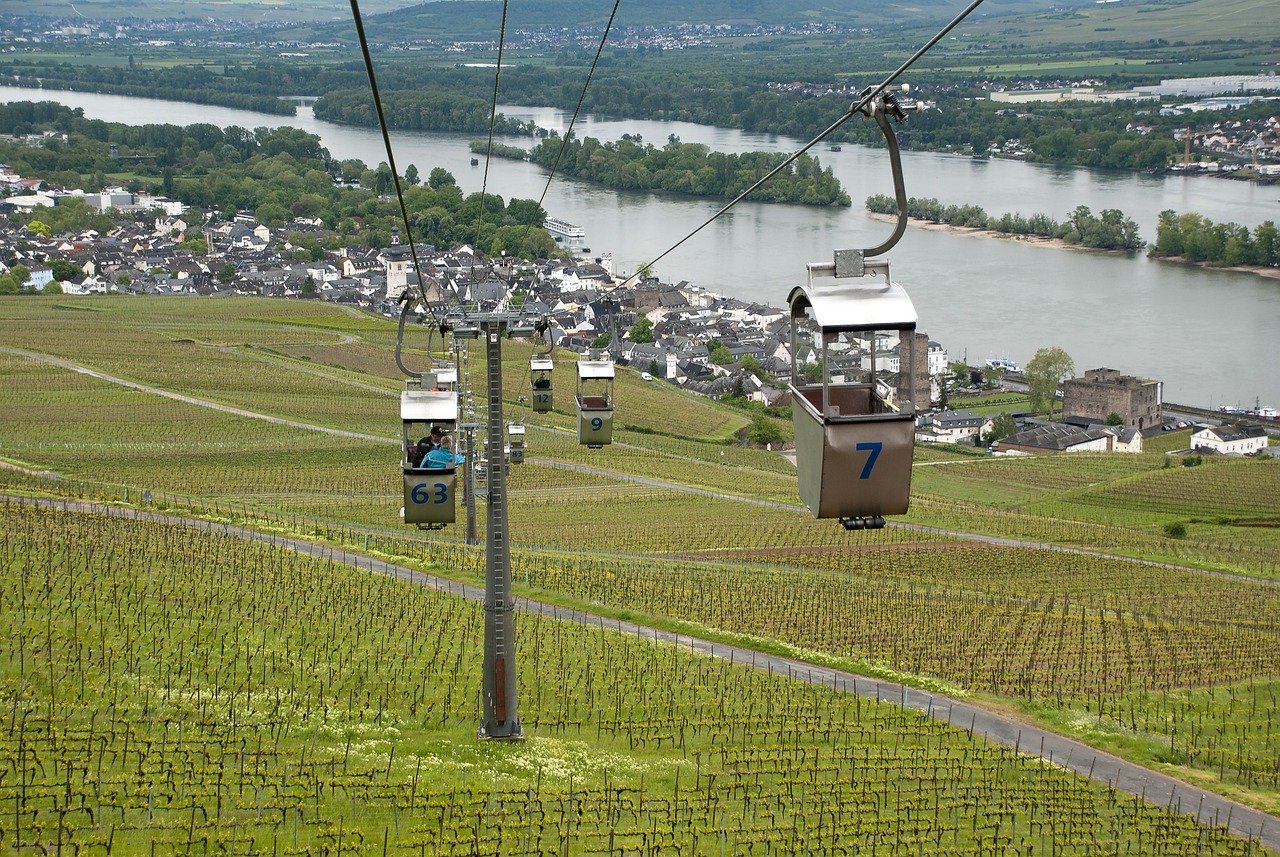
[313,88,543,136]
[865,193,1144,251]
[516,134,850,205]
[1150,209,1280,268]
[0,103,562,260]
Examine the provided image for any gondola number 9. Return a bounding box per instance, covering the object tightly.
[855,442,882,479]
[412,482,449,504]
[591,417,603,431]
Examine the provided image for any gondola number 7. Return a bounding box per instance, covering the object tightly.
[855,442,882,479]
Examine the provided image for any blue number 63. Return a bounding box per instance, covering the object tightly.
[412,482,449,504]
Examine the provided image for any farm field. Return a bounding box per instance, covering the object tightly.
[2,295,1279,850]
[1,500,1271,856]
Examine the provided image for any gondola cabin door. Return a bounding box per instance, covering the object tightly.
[401,377,460,527]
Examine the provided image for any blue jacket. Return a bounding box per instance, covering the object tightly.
[424,448,464,470]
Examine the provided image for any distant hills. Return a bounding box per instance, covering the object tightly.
[339,0,1091,41]
[9,0,1270,50]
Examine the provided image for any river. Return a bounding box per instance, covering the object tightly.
[3,86,1277,408]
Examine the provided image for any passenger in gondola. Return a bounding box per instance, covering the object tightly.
[408,439,427,468]
[533,376,551,389]
[424,434,463,470]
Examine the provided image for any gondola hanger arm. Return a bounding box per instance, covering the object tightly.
[811,85,924,281]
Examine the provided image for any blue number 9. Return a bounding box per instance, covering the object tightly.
[591,417,603,431]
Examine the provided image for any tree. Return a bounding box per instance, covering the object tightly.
[404,164,420,186]
[708,343,734,365]
[748,413,785,446]
[427,167,456,189]
[1024,346,1074,414]
[180,234,207,253]
[1105,412,1123,426]
[27,220,52,238]
[983,412,1017,445]
[218,263,237,285]
[49,258,83,282]
[591,332,613,349]
[629,316,654,343]
[797,361,822,384]
[42,280,63,295]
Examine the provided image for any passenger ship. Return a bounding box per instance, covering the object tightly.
[544,217,586,244]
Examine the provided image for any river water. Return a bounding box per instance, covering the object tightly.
[3,86,1277,408]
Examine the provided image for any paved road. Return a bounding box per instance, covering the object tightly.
[7,495,1276,852]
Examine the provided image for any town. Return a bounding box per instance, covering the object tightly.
[3,169,1272,460]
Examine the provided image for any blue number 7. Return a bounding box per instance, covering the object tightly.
[855,442,882,479]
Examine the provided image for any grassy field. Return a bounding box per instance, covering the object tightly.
[2,295,1279,848]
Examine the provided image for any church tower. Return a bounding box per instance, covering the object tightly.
[382,226,411,301]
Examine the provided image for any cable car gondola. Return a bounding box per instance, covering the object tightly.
[401,371,461,528]
[530,356,554,413]
[788,259,918,530]
[787,85,923,531]
[507,422,526,464]
[576,351,614,448]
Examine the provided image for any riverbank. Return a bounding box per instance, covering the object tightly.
[1148,253,1280,281]
[867,212,1133,255]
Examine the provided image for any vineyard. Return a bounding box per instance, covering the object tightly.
[0,501,1268,855]
[2,295,1280,850]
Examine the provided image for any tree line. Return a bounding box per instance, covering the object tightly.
[1150,210,1279,268]
[865,194,1143,251]
[518,134,850,205]
[1,62,295,116]
[1,56,1224,174]
[313,89,542,136]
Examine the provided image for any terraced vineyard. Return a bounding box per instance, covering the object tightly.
[0,502,1266,855]
[2,295,1279,849]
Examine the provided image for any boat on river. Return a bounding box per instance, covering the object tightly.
[544,217,585,244]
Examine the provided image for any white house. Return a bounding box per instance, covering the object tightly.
[1103,425,1144,453]
[1191,424,1269,455]
[928,340,949,377]
[25,266,55,290]
[916,409,990,444]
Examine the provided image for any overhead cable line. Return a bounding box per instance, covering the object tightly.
[511,0,624,256]
[630,0,989,282]
[468,0,512,267]
[348,0,447,329]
